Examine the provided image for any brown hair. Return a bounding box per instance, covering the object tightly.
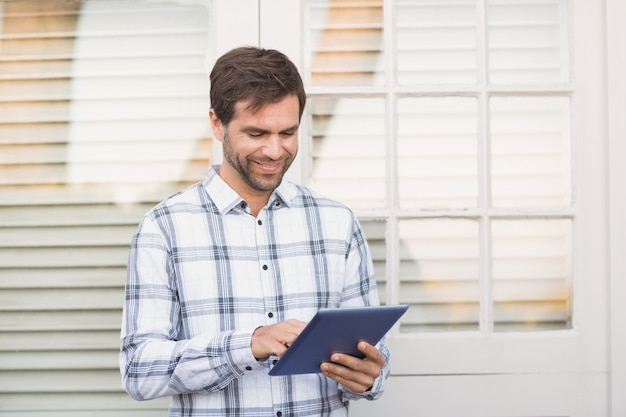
[209,46,306,126]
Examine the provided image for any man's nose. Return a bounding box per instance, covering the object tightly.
[262,135,282,159]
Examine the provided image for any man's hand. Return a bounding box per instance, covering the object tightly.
[320,341,385,393]
[251,319,307,360]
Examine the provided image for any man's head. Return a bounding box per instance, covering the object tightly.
[209,46,306,126]
[208,47,305,203]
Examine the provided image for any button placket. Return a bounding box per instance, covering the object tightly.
[256,211,276,327]
[258,213,268,274]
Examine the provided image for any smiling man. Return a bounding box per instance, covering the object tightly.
[119,46,390,417]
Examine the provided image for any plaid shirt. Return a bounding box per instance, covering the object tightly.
[120,166,389,417]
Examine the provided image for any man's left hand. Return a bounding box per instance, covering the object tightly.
[320,341,385,393]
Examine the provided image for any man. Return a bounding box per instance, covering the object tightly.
[120,46,390,417]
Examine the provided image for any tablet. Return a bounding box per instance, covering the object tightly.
[268,304,409,376]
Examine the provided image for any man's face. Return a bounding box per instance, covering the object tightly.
[210,95,300,197]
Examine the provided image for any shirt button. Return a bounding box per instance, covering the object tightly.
[245,366,252,371]
[257,219,262,225]
[268,312,274,318]
[262,265,268,270]
[273,359,278,365]
[276,412,282,417]
[240,201,247,208]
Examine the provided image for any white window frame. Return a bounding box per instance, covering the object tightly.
[607,0,626,415]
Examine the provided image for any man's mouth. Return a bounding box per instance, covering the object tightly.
[253,160,282,173]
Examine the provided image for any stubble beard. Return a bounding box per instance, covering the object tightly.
[222,129,294,192]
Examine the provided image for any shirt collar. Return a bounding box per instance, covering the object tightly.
[202,165,297,214]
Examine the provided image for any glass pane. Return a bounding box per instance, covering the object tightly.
[492,219,572,331]
[308,97,386,209]
[308,0,384,87]
[397,0,477,84]
[490,96,571,207]
[398,218,480,332]
[488,0,569,84]
[398,97,478,209]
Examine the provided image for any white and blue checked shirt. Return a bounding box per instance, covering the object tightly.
[120,166,390,417]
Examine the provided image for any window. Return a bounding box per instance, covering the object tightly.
[305,0,573,333]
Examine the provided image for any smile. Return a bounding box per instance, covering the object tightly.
[253,160,282,172]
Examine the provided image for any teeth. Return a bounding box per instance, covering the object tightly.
[258,162,278,168]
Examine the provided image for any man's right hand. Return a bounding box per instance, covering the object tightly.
[251,319,307,360]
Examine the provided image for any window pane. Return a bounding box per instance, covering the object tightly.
[308,0,384,87]
[398,218,480,332]
[488,0,569,84]
[490,96,571,207]
[492,219,572,331]
[308,97,386,209]
[397,0,477,84]
[398,97,478,209]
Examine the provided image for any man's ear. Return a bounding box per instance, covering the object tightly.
[209,109,224,142]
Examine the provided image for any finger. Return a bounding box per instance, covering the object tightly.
[273,342,289,357]
[320,362,374,393]
[358,342,386,367]
[279,334,296,350]
[273,320,307,355]
[284,318,308,333]
[329,352,380,380]
[329,344,384,379]
[280,322,305,345]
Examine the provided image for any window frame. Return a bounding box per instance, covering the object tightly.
[607,0,626,415]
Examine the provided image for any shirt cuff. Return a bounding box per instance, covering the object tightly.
[228,328,265,373]
[339,370,385,401]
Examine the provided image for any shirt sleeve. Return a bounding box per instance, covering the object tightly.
[337,215,392,401]
[119,216,262,401]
